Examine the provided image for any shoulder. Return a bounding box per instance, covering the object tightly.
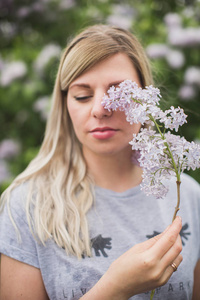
[5,181,33,208]
[0,182,40,268]
[0,181,33,226]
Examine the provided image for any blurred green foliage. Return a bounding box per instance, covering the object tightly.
[0,0,200,194]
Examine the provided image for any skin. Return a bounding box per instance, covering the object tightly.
[192,259,200,300]
[0,254,49,300]
[1,53,200,300]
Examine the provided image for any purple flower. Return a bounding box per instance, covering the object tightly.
[164,13,182,29]
[59,0,75,10]
[34,44,61,74]
[184,67,200,86]
[146,44,169,59]
[0,139,21,160]
[0,61,27,86]
[159,106,187,132]
[107,4,134,30]
[166,50,185,69]
[168,27,200,47]
[0,160,11,184]
[102,79,200,198]
[178,85,197,101]
[33,96,50,120]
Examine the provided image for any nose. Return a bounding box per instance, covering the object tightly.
[91,92,113,119]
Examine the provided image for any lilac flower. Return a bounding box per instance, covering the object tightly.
[33,96,50,120]
[102,79,200,199]
[59,0,75,10]
[102,80,187,131]
[0,61,27,86]
[166,50,185,69]
[168,27,200,47]
[0,139,21,160]
[183,6,195,18]
[164,13,182,29]
[17,6,31,18]
[184,67,200,86]
[129,129,200,198]
[159,106,187,132]
[146,44,169,59]
[106,4,134,30]
[31,2,45,12]
[0,160,11,184]
[178,85,197,101]
[34,44,61,74]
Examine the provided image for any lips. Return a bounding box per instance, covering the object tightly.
[90,127,118,140]
[91,127,116,133]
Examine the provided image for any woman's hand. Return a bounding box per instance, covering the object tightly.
[81,216,183,300]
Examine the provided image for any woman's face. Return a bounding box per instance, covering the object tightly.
[67,52,142,159]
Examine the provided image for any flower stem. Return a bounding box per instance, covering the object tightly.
[150,289,155,300]
[150,180,181,300]
[172,180,181,221]
[135,99,182,300]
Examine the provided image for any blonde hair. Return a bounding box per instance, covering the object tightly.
[0,24,153,258]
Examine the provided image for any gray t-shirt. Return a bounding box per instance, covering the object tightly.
[0,173,200,300]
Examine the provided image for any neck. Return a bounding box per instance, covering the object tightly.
[83,150,143,192]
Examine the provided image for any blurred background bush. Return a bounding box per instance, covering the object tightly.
[0,0,200,193]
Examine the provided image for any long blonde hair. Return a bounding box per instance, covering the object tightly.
[0,24,153,258]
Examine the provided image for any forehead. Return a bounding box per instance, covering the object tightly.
[69,53,141,88]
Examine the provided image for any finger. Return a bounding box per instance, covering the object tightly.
[161,234,182,267]
[134,225,170,253]
[149,216,182,259]
[160,253,183,285]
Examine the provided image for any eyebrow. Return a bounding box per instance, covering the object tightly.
[108,81,124,87]
[69,83,91,89]
[69,80,124,90]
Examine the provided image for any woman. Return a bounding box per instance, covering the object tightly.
[0,24,200,300]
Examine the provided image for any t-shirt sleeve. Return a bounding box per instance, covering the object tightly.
[0,184,39,268]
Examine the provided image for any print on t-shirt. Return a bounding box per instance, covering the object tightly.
[146,222,191,246]
[91,234,112,257]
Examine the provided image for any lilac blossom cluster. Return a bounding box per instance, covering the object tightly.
[102,80,200,198]
[107,4,135,30]
[130,130,200,198]
[146,11,200,103]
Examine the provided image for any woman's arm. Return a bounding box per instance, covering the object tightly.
[192,259,200,300]
[80,216,183,300]
[0,254,49,300]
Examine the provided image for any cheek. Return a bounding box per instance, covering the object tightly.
[130,123,141,134]
[67,108,87,145]
[119,112,141,135]
[67,101,80,129]
[67,108,80,139]
[125,125,141,143]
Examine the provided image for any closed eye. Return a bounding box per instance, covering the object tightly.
[74,96,92,101]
